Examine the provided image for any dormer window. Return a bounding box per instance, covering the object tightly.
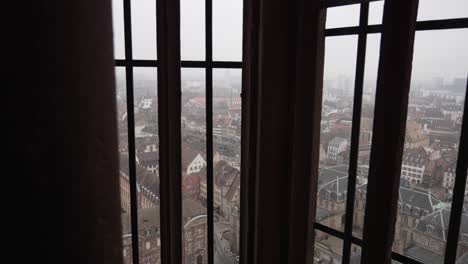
[426,225,435,235]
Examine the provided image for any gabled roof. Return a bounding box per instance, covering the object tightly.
[181,143,206,171]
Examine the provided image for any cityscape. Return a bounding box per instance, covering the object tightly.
[116,69,242,264]
[314,76,468,264]
[114,68,467,264]
[110,1,468,262]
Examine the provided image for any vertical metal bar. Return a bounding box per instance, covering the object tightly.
[156,0,183,263]
[444,77,468,264]
[361,0,419,263]
[206,1,214,264]
[123,0,140,263]
[342,2,369,264]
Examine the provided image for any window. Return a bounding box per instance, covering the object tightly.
[113,1,242,264]
[393,28,467,263]
[426,225,434,235]
[112,1,467,264]
[113,0,161,263]
[314,1,468,264]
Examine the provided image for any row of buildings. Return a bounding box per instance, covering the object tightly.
[315,164,468,263]
[316,79,467,263]
[117,80,242,264]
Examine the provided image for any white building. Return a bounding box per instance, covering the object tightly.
[139,98,152,109]
[443,167,468,195]
[400,148,427,185]
[327,137,348,162]
[186,153,207,175]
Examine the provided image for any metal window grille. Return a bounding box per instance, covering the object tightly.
[114,0,468,263]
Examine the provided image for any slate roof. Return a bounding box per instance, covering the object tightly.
[457,253,468,264]
[415,208,468,241]
[402,147,428,166]
[356,181,443,214]
[135,136,159,153]
[349,252,361,264]
[137,151,159,167]
[329,137,348,146]
[318,165,349,188]
[399,187,442,213]
[318,165,350,201]
[316,207,333,221]
[405,246,444,264]
[318,176,348,201]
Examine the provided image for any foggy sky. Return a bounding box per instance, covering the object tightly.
[112,0,468,82]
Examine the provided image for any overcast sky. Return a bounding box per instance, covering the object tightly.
[112,0,468,83]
